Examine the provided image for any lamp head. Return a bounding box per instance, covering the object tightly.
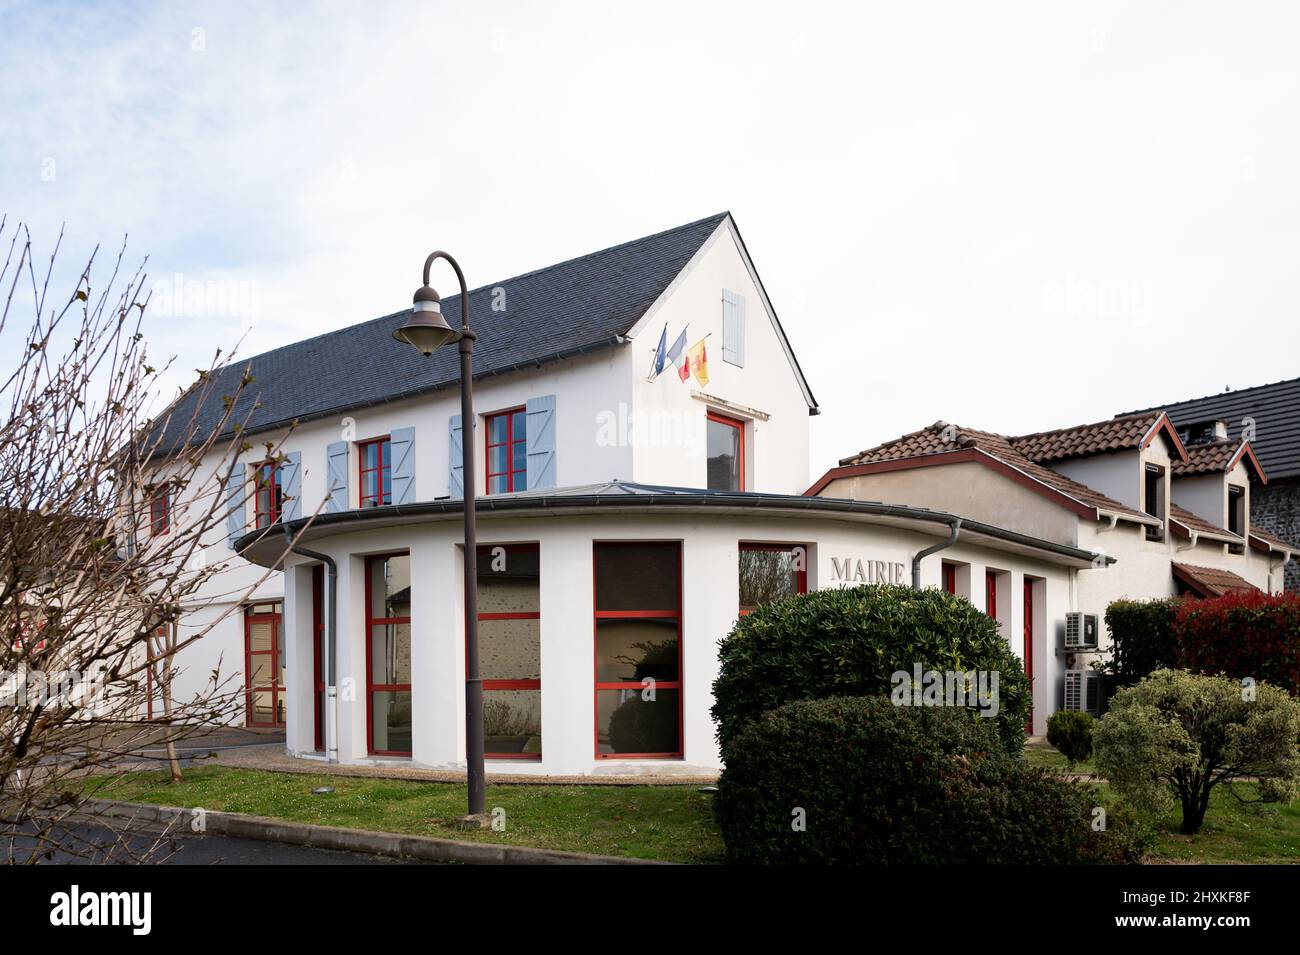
[393,284,458,355]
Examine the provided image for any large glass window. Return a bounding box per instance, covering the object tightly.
[366,553,411,755]
[253,461,282,528]
[706,412,744,491]
[593,542,682,758]
[359,438,392,508]
[738,544,806,615]
[486,407,527,494]
[475,543,541,758]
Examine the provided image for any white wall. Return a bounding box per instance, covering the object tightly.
[627,222,812,494]
[276,507,1080,774]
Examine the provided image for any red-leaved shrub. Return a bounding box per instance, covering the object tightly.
[1174,590,1300,695]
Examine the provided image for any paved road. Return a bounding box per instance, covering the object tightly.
[9,820,429,865]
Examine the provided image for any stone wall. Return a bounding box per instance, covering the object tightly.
[1252,476,1300,592]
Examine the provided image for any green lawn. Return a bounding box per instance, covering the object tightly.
[86,762,1299,865]
[84,767,724,864]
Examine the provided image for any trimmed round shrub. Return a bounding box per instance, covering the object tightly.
[1046,710,1095,766]
[714,696,1146,864]
[712,584,1031,754]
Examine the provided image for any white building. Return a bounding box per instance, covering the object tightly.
[140,212,1294,773]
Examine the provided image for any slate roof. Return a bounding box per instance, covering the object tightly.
[833,421,1154,523]
[1171,562,1259,597]
[1122,376,1300,480]
[148,213,735,453]
[1009,412,1181,464]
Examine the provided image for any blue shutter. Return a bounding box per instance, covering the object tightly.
[448,414,464,498]
[226,468,246,549]
[282,451,302,521]
[525,394,556,490]
[325,441,349,512]
[722,289,745,367]
[390,427,416,505]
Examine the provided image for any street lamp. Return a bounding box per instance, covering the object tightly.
[394,251,487,825]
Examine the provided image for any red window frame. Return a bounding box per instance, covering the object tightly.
[593,542,683,759]
[485,406,527,494]
[1023,578,1034,733]
[149,485,170,537]
[472,542,541,759]
[738,543,807,616]
[942,563,957,595]
[312,564,325,752]
[254,460,282,528]
[244,604,284,728]
[365,552,411,756]
[985,570,998,620]
[358,437,392,508]
[706,411,746,492]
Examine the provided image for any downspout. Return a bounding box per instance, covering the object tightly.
[284,527,339,764]
[912,518,962,589]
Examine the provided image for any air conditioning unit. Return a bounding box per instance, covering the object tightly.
[1064,612,1099,649]
[1064,669,1101,716]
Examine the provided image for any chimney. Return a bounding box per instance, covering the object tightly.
[1213,420,1228,440]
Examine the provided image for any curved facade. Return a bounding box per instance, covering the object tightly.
[240,487,1101,774]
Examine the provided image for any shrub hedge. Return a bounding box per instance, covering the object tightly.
[1100,598,1179,688]
[1174,591,1300,696]
[714,696,1148,864]
[711,584,1031,754]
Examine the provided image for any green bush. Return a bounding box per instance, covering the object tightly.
[1046,710,1095,766]
[714,696,1147,864]
[1100,598,1179,688]
[712,584,1031,754]
[1094,669,1300,834]
[1174,591,1300,695]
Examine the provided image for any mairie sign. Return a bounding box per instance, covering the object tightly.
[830,557,908,585]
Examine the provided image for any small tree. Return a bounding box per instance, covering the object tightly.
[1093,669,1300,835]
[0,221,304,862]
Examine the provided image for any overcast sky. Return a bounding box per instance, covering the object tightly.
[2,1,1297,481]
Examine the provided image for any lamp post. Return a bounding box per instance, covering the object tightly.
[393,251,487,824]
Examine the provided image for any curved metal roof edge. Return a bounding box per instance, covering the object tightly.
[239,486,1112,569]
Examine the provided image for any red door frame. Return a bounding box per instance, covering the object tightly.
[312,564,324,752]
[942,563,956,594]
[244,606,284,728]
[706,411,746,491]
[471,542,542,759]
[738,542,807,616]
[365,552,412,756]
[484,406,527,494]
[593,542,684,759]
[1023,578,1034,733]
[985,570,998,620]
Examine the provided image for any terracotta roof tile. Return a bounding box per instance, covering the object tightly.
[1009,412,1169,464]
[1174,440,1241,476]
[837,422,1154,523]
[1249,524,1299,554]
[1171,562,1260,597]
[1167,503,1241,542]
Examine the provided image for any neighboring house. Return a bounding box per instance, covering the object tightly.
[1119,377,1300,593]
[808,410,1298,718]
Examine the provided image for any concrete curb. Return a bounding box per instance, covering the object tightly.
[83,798,675,866]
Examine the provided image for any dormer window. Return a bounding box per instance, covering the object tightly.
[1143,464,1165,541]
[1227,485,1246,551]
